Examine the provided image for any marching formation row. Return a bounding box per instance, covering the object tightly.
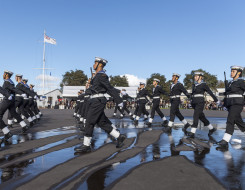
[0,71,43,144]
[73,57,245,152]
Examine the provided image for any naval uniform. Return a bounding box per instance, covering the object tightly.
[0,87,11,130]
[223,78,245,137]
[120,92,133,117]
[85,70,123,137]
[190,81,218,134]
[1,79,28,129]
[148,85,167,123]
[135,88,150,121]
[169,82,190,126]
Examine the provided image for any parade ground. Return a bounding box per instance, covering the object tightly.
[0,109,244,190]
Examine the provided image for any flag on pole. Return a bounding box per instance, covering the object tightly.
[44,34,56,45]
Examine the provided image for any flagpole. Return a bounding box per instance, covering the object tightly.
[42,29,46,96]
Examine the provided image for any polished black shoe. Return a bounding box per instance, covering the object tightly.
[112,114,116,118]
[4,132,13,141]
[7,124,13,128]
[182,123,190,132]
[120,116,124,119]
[116,134,126,148]
[186,132,195,138]
[130,116,134,120]
[133,120,138,125]
[217,140,229,149]
[30,121,34,127]
[146,122,152,127]
[162,120,169,127]
[74,145,92,153]
[21,126,29,133]
[143,118,148,121]
[208,128,217,136]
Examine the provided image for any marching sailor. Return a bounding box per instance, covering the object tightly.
[167,73,191,133]
[187,71,218,138]
[1,71,29,133]
[74,57,126,152]
[133,82,150,125]
[146,78,168,127]
[217,66,245,149]
[119,89,133,119]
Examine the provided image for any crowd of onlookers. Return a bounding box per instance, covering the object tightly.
[57,98,244,111]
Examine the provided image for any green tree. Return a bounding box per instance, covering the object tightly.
[183,69,218,91]
[146,73,169,99]
[60,69,88,88]
[110,75,129,87]
[216,80,225,88]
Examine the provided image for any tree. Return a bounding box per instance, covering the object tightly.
[183,69,218,90]
[216,80,225,88]
[146,73,169,100]
[110,75,129,87]
[60,69,88,88]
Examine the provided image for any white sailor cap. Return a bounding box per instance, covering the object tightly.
[16,74,23,77]
[230,65,244,71]
[95,57,108,66]
[4,70,13,75]
[140,82,145,86]
[194,71,204,76]
[29,84,35,87]
[153,78,160,82]
[22,78,28,82]
[172,73,181,77]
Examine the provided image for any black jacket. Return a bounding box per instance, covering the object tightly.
[2,79,22,96]
[191,82,218,103]
[138,88,150,104]
[170,82,190,99]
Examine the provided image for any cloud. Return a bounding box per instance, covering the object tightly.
[121,74,146,87]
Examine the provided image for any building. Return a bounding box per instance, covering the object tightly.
[37,89,62,108]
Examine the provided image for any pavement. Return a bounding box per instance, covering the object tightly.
[0,109,243,190]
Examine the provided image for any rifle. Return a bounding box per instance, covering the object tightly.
[90,67,93,79]
[224,71,228,94]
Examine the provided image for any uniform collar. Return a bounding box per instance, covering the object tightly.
[97,70,105,74]
[5,79,14,85]
[232,77,243,82]
[194,81,204,86]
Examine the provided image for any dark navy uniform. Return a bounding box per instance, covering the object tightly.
[113,89,124,117]
[120,90,133,118]
[168,76,191,130]
[75,57,126,152]
[218,66,245,148]
[189,72,218,137]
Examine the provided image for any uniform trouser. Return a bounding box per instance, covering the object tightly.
[29,99,39,115]
[137,103,149,117]
[78,102,84,116]
[34,101,40,113]
[23,99,35,117]
[192,102,209,128]
[0,99,23,129]
[122,102,131,114]
[85,98,113,137]
[169,99,184,122]
[225,104,245,135]
[150,99,164,119]
[113,104,123,114]
[75,102,80,114]
[134,104,139,115]
[8,97,30,119]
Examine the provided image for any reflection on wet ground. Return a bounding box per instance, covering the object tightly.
[0,116,244,189]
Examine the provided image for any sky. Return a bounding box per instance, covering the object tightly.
[0,0,245,91]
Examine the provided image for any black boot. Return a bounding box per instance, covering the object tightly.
[208,128,217,136]
[162,120,168,127]
[30,121,34,127]
[217,140,229,149]
[186,132,195,138]
[133,120,138,126]
[130,115,134,120]
[120,115,124,119]
[74,145,91,152]
[1,132,13,145]
[112,114,116,118]
[164,126,172,134]
[116,134,126,148]
[143,117,148,121]
[146,122,152,127]
[182,123,190,133]
[21,126,29,134]
[7,124,13,128]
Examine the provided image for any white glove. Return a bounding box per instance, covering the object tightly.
[34,95,37,100]
[118,102,123,108]
[8,94,13,100]
[21,94,27,98]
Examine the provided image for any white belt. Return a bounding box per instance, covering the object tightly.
[24,98,29,100]
[226,94,243,98]
[85,95,90,98]
[170,95,180,99]
[77,100,81,102]
[139,97,146,100]
[81,100,84,102]
[15,94,22,97]
[193,94,204,97]
[90,94,105,99]
[123,100,127,102]
[153,96,160,99]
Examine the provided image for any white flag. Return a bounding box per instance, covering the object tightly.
[44,34,56,45]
